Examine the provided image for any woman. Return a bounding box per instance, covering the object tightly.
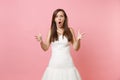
[35,8,84,80]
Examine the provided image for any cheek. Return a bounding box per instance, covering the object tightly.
[62,18,65,22]
[55,18,57,22]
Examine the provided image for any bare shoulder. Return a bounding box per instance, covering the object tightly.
[46,28,51,45]
[47,28,51,35]
[46,28,51,40]
[69,27,75,34]
[69,27,76,42]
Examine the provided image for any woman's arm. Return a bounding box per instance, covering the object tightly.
[69,27,81,51]
[35,29,51,51]
[40,29,51,51]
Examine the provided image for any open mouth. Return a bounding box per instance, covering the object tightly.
[58,22,61,24]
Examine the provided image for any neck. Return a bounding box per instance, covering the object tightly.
[57,27,64,35]
[57,27,63,30]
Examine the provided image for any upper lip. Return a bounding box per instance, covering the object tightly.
[59,22,61,23]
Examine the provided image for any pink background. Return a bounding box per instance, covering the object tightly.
[0,0,120,80]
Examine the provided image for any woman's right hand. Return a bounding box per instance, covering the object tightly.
[35,33,43,43]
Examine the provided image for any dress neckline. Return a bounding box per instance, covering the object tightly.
[58,34,64,38]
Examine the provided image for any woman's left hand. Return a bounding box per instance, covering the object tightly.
[77,29,85,40]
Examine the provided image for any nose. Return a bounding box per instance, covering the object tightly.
[58,16,61,20]
[58,18,61,20]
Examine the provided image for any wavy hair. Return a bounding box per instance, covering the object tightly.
[50,9,73,43]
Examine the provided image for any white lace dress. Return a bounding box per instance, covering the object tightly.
[42,35,81,80]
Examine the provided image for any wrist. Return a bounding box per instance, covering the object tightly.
[77,38,81,41]
[40,40,43,44]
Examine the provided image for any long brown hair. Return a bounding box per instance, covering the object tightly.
[50,9,73,43]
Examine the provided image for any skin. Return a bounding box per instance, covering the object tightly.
[35,11,84,51]
[55,11,65,36]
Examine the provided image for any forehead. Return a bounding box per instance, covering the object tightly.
[56,11,64,15]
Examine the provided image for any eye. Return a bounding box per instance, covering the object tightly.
[60,15,64,17]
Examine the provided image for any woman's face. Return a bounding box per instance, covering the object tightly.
[55,11,65,28]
